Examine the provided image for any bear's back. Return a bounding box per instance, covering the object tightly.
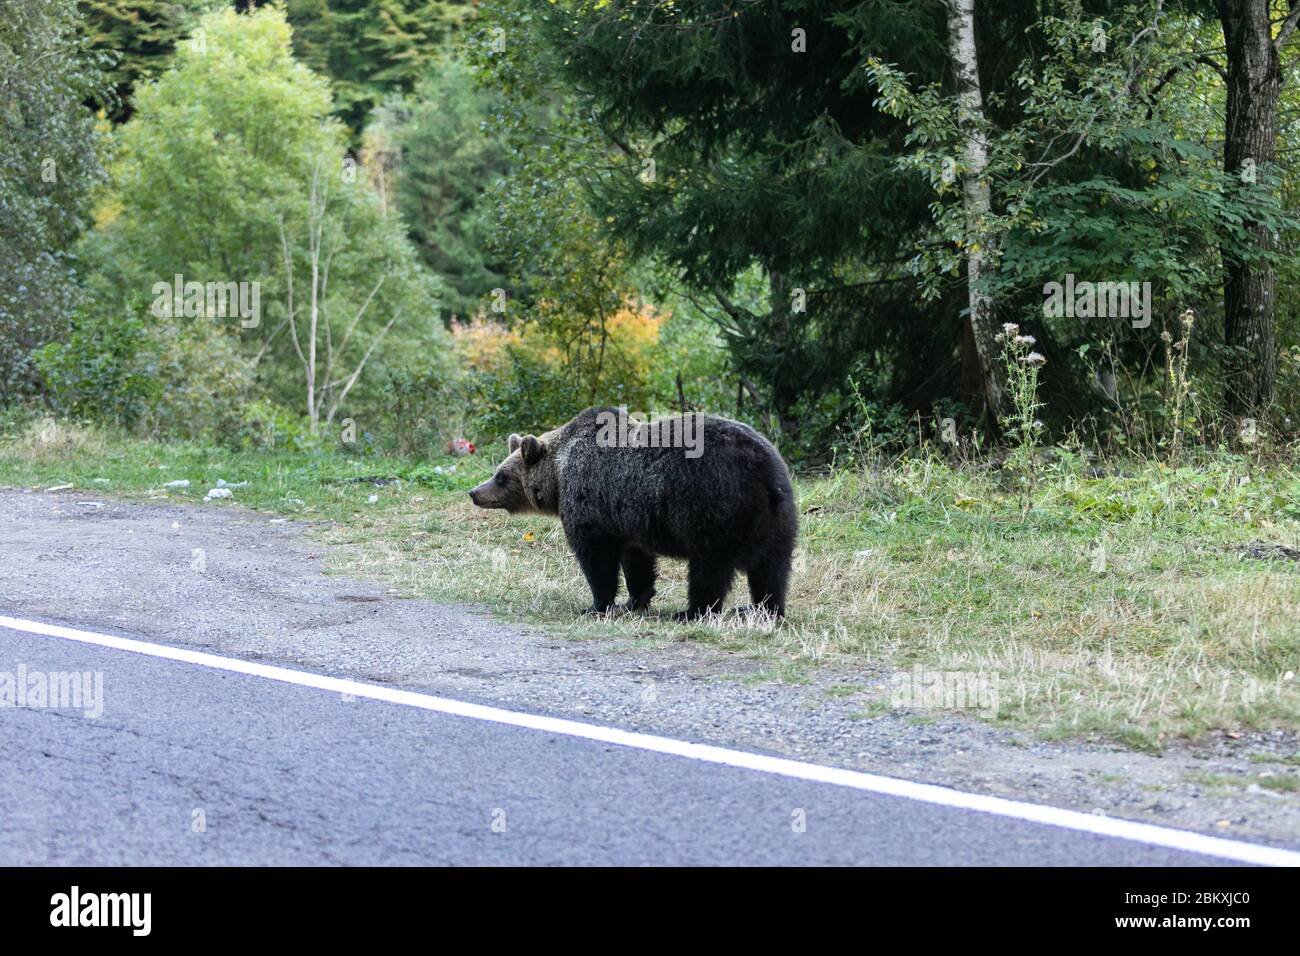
[557,408,794,560]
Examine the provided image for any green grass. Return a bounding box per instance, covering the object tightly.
[2,418,1299,747]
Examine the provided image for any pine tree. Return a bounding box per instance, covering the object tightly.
[500,0,960,437]
[79,0,222,120]
[284,0,474,137]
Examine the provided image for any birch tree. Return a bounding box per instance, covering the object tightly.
[279,162,400,432]
[944,0,1006,421]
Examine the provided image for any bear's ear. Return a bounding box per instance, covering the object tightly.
[508,433,522,454]
[520,434,545,466]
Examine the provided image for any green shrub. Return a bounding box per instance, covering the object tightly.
[144,322,255,440]
[33,305,160,427]
[232,399,324,452]
[469,350,586,441]
[380,364,461,457]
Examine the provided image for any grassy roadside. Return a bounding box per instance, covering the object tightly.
[2,420,1298,749]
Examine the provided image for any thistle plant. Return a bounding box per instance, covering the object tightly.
[995,322,1047,510]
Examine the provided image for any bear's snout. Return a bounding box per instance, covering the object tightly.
[468,478,498,509]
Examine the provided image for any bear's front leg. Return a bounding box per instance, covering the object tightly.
[573,534,622,615]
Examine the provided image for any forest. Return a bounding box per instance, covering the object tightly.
[4,0,1298,459]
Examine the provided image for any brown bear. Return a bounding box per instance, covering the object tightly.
[468,407,797,619]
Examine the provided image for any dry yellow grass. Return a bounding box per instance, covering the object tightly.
[4,419,109,465]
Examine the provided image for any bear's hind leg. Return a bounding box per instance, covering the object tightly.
[745,550,791,619]
[673,559,735,621]
[574,535,621,614]
[620,546,657,611]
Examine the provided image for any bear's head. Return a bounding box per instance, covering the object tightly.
[468,433,559,515]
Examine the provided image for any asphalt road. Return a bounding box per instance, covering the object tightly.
[0,624,1241,866]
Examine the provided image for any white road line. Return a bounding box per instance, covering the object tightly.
[2,613,1297,867]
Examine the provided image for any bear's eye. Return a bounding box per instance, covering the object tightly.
[494,473,506,487]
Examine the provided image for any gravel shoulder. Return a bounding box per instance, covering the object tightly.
[2,486,1297,851]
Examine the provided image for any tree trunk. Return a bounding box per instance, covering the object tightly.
[958,291,982,407]
[945,0,1007,423]
[1218,0,1279,414]
[307,169,321,432]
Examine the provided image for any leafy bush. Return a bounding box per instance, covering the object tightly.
[232,399,323,452]
[0,0,108,401]
[33,281,262,443]
[380,364,463,457]
[439,303,668,441]
[643,296,736,416]
[468,351,586,440]
[143,321,257,441]
[32,305,160,427]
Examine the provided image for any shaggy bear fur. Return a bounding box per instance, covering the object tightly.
[468,407,798,619]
